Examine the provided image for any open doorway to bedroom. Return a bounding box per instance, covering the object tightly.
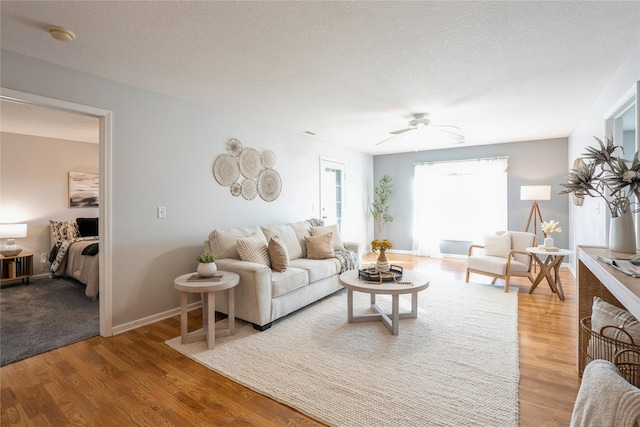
[0,89,112,365]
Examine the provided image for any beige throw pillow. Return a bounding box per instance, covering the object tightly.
[237,233,271,267]
[483,233,511,258]
[305,232,336,260]
[268,235,289,272]
[310,224,344,251]
[591,297,640,344]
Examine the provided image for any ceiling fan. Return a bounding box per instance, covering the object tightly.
[376,113,465,145]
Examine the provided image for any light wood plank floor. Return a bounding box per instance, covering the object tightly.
[1,254,580,426]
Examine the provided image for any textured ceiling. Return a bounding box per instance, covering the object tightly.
[1,1,638,154]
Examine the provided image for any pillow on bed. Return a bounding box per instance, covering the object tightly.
[76,217,99,237]
[50,220,79,245]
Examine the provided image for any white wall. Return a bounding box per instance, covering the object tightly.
[568,44,639,262]
[0,132,99,264]
[0,50,373,330]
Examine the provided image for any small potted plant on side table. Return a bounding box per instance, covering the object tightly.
[196,251,217,277]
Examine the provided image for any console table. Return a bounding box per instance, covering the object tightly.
[577,246,640,375]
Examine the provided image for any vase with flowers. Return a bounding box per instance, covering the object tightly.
[560,137,639,253]
[541,220,562,248]
[371,239,393,272]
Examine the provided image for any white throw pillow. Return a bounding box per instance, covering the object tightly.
[483,234,511,258]
[237,233,271,267]
[311,224,344,251]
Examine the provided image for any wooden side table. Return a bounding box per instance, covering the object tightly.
[0,253,33,285]
[173,271,240,349]
[526,247,572,301]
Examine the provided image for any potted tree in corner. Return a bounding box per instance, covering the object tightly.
[371,174,393,238]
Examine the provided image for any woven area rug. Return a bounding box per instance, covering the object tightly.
[166,279,519,427]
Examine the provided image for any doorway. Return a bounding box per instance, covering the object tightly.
[1,88,113,336]
[319,158,345,230]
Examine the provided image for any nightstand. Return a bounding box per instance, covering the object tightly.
[0,253,34,285]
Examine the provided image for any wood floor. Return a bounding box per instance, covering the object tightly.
[1,254,580,426]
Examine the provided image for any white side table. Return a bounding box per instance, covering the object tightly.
[526,247,572,301]
[174,271,240,349]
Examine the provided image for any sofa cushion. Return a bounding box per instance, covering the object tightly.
[271,267,309,298]
[305,233,335,259]
[311,224,344,251]
[237,233,271,267]
[261,224,303,260]
[268,236,289,272]
[483,233,511,257]
[208,226,265,259]
[289,258,340,283]
[467,256,529,276]
[288,220,313,258]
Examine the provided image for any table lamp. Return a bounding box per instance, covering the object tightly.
[520,185,551,237]
[0,223,28,257]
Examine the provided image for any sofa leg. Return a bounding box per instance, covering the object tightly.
[253,322,272,331]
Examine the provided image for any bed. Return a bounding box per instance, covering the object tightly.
[49,218,99,300]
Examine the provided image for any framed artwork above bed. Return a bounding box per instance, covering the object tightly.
[68,172,99,208]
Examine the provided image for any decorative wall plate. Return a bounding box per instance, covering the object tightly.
[239,148,262,179]
[261,150,276,169]
[258,169,282,202]
[213,154,240,187]
[242,179,258,200]
[230,182,242,196]
[227,138,243,156]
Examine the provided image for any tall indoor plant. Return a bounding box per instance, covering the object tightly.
[560,137,639,253]
[371,174,394,239]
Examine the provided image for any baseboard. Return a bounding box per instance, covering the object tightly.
[112,300,202,335]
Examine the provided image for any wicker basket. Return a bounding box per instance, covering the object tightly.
[580,316,640,387]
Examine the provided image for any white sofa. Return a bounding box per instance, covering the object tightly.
[204,219,361,330]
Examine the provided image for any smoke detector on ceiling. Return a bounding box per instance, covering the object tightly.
[48,26,75,42]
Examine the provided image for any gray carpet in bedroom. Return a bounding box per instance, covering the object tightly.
[0,275,99,366]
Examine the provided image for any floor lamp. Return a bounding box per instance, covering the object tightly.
[521,185,551,237]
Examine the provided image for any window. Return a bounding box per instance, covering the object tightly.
[413,157,509,257]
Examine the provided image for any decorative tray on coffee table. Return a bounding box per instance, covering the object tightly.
[358,265,403,282]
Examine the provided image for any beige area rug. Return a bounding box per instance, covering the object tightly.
[166,279,519,427]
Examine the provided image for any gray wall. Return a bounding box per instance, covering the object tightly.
[0,132,99,266]
[373,138,569,252]
[1,50,373,331]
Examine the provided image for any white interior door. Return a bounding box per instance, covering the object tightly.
[320,158,345,230]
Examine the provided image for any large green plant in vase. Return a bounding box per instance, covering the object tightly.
[560,137,639,253]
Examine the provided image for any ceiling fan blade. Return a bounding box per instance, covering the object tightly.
[431,125,465,138]
[375,134,401,146]
[389,128,413,135]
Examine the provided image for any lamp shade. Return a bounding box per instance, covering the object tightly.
[0,223,27,238]
[520,185,551,201]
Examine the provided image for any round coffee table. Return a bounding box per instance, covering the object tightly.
[174,271,240,349]
[338,269,429,335]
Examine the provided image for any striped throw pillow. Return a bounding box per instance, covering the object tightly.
[237,233,271,267]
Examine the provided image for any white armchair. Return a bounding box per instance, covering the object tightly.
[465,231,537,292]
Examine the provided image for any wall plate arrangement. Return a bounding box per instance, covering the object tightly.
[213,138,282,202]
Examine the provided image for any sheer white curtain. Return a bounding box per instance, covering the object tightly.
[413,157,509,257]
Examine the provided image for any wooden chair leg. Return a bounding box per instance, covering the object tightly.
[465,269,470,282]
[491,277,497,284]
[504,277,510,293]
